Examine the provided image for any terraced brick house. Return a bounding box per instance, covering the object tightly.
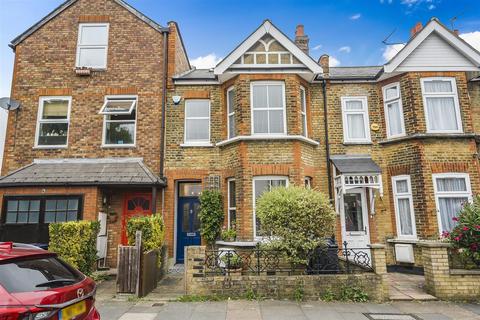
[1,1,479,270]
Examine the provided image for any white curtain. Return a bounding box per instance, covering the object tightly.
[268,110,284,133]
[387,101,403,136]
[397,198,413,235]
[395,180,409,193]
[185,119,209,140]
[436,177,467,192]
[426,97,458,131]
[439,197,467,232]
[424,80,452,93]
[347,114,366,139]
[253,110,268,133]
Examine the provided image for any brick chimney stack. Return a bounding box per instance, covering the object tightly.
[410,22,423,38]
[295,24,309,55]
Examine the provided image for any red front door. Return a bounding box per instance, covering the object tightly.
[121,193,152,245]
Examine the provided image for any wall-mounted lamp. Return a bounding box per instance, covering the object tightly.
[172,95,182,105]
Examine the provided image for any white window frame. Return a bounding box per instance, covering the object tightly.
[392,175,417,239]
[35,96,72,148]
[300,86,308,138]
[101,95,137,147]
[227,178,236,230]
[304,176,312,189]
[252,176,289,239]
[227,86,236,139]
[383,82,406,138]
[76,23,109,69]
[341,96,371,143]
[420,77,463,133]
[432,173,472,233]
[99,97,136,115]
[250,81,287,136]
[184,99,211,145]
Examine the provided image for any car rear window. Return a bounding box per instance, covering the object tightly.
[0,256,84,293]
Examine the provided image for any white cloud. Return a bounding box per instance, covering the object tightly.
[339,46,351,53]
[329,56,341,67]
[428,4,436,10]
[190,53,222,69]
[350,13,361,20]
[460,31,480,52]
[312,44,322,51]
[382,43,406,62]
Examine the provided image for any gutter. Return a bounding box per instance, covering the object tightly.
[322,79,333,200]
[159,27,169,179]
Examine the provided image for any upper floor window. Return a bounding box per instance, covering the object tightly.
[184,99,210,145]
[421,77,462,133]
[100,96,137,146]
[300,86,308,137]
[76,23,109,69]
[35,96,71,148]
[383,83,405,138]
[341,96,371,143]
[227,87,236,139]
[433,173,472,233]
[251,82,286,135]
[392,175,417,239]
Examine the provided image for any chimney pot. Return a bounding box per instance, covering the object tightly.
[319,54,330,75]
[295,24,309,55]
[295,24,305,37]
[454,29,459,35]
[410,22,423,38]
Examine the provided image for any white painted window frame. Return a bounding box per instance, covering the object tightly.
[184,99,211,146]
[227,178,236,230]
[101,95,137,148]
[420,77,463,134]
[432,172,472,233]
[341,96,371,143]
[392,175,417,240]
[76,23,109,69]
[227,86,235,139]
[250,81,287,136]
[35,96,72,148]
[300,86,308,138]
[383,82,406,139]
[252,176,289,239]
[304,176,312,189]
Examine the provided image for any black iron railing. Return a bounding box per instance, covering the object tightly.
[205,241,373,276]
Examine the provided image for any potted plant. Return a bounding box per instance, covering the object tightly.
[220,253,243,275]
[221,227,237,242]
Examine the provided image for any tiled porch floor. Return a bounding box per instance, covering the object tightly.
[387,272,437,301]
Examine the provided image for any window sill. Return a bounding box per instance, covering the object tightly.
[216,135,320,147]
[387,238,419,244]
[33,146,68,150]
[379,133,475,144]
[101,144,136,149]
[342,141,373,145]
[180,143,214,148]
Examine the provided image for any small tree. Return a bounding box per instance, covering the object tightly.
[256,186,336,265]
[199,190,224,247]
[127,215,165,252]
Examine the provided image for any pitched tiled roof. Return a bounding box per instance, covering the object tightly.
[173,68,216,80]
[331,155,381,174]
[328,66,383,80]
[0,158,164,187]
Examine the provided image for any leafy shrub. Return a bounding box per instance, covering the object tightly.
[220,253,242,269]
[443,195,480,266]
[221,227,237,242]
[198,190,224,247]
[49,220,100,276]
[256,186,336,264]
[293,284,305,302]
[321,289,335,302]
[127,214,165,252]
[340,286,369,302]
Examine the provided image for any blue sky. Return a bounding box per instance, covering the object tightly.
[1,0,480,167]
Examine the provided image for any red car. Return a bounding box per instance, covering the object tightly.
[0,242,100,320]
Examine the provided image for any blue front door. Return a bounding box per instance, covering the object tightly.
[176,196,201,263]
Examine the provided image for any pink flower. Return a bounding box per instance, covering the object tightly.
[475,225,480,230]
[463,227,469,231]
[454,236,461,241]
[452,217,459,222]
[441,231,450,238]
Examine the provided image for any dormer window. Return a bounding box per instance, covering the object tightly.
[76,23,109,69]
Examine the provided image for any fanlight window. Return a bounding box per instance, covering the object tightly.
[233,35,301,65]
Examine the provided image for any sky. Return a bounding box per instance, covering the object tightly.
[0,0,480,170]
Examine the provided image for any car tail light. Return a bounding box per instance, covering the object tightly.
[19,310,57,320]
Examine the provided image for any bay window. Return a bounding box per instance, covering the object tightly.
[100,96,137,146]
[421,78,462,133]
[184,99,210,145]
[341,96,371,143]
[383,83,405,138]
[433,173,472,233]
[36,96,71,147]
[76,23,109,69]
[392,175,417,239]
[251,82,286,135]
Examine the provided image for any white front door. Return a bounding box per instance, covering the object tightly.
[340,188,370,249]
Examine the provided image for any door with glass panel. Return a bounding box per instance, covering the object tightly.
[340,188,370,249]
[176,182,202,263]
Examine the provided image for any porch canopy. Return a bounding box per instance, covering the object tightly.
[331,155,383,214]
[0,158,165,187]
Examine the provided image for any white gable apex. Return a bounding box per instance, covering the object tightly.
[214,20,322,75]
[384,18,480,73]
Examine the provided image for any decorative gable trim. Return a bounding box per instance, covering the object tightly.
[384,18,480,73]
[214,20,322,75]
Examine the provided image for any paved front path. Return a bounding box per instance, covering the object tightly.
[387,272,437,301]
[97,300,480,320]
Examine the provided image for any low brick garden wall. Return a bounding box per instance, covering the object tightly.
[420,242,480,301]
[185,245,389,301]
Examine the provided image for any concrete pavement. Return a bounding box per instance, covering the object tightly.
[97,299,480,320]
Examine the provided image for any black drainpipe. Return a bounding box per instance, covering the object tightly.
[322,79,333,200]
[159,28,169,180]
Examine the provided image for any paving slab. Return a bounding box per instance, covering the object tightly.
[118,313,157,320]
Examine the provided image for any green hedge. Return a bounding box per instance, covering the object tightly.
[198,190,224,246]
[127,214,165,252]
[49,220,100,276]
